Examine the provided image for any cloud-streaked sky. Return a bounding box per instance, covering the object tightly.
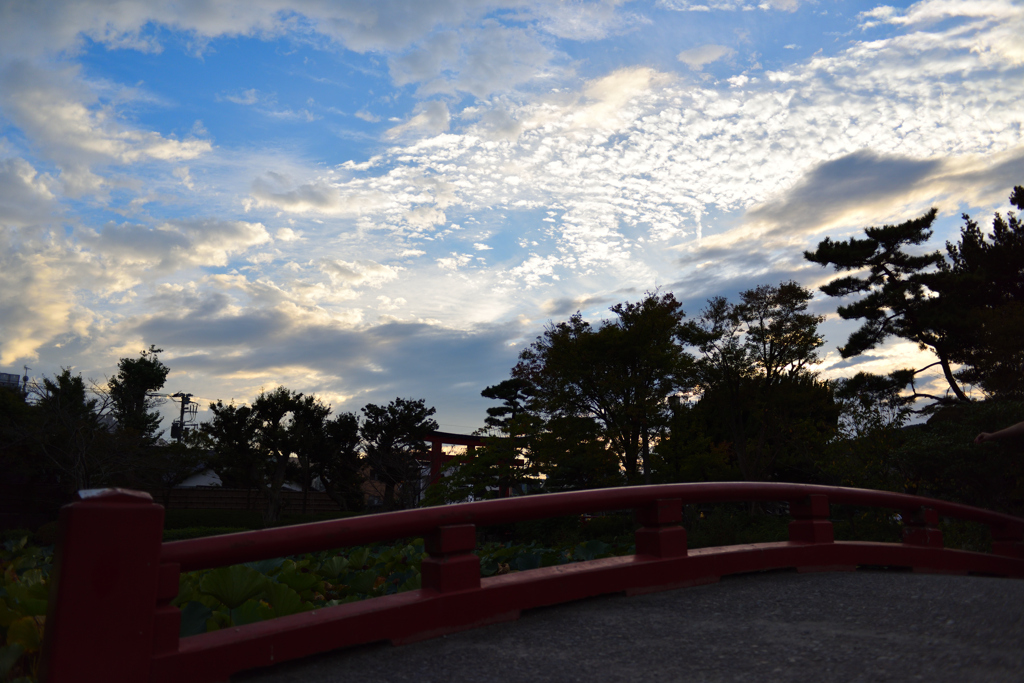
[1,0,1021,432]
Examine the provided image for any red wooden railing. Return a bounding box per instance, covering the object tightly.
[40,483,1024,683]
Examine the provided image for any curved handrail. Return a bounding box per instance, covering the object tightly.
[41,482,1024,683]
[162,482,1024,571]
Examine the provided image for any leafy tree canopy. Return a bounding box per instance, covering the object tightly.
[107,344,170,444]
[361,397,438,510]
[513,291,693,483]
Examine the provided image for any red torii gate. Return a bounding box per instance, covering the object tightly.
[423,430,517,499]
[424,430,485,483]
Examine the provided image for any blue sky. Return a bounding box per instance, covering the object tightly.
[1,0,1022,433]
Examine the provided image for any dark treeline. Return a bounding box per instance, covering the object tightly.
[430,186,1024,517]
[3,186,1023,525]
[1,346,439,524]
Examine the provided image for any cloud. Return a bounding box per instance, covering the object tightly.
[658,0,800,11]
[677,44,735,69]
[437,253,472,271]
[130,289,528,419]
[0,219,98,364]
[224,88,261,105]
[0,60,211,195]
[85,219,271,276]
[249,171,392,215]
[541,293,613,316]
[354,109,380,123]
[385,100,451,138]
[319,259,400,288]
[746,147,1024,238]
[0,157,58,227]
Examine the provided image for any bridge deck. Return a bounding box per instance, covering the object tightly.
[235,571,1024,682]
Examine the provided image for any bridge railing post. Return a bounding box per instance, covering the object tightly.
[788,494,833,544]
[421,524,480,593]
[991,521,1024,559]
[152,562,182,659]
[40,489,164,683]
[901,507,943,548]
[634,499,687,558]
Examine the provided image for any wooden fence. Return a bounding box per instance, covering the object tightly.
[157,487,345,514]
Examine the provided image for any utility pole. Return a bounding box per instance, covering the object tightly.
[150,391,198,443]
[170,392,196,443]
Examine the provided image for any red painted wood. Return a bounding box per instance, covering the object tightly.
[40,489,165,683]
[789,494,834,544]
[41,482,1024,683]
[635,498,687,558]
[422,524,481,593]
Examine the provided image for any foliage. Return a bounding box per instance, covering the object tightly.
[649,403,738,484]
[24,369,140,497]
[894,400,1024,516]
[529,415,623,492]
[201,388,366,523]
[936,186,1024,399]
[107,345,170,445]
[686,281,837,482]
[802,202,1003,405]
[817,373,914,492]
[0,536,52,683]
[514,292,693,484]
[425,380,540,505]
[309,411,365,512]
[361,398,438,510]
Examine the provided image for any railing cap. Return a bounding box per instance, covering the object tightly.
[77,488,154,503]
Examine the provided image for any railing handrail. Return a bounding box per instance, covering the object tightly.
[42,482,1024,683]
[161,482,1024,571]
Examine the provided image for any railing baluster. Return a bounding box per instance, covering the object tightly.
[634,499,687,558]
[421,524,480,593]
[902,507,943,548]
[788,494,833,544]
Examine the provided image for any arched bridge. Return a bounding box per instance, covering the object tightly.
[40,483,1024,682]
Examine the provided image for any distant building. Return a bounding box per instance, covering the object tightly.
[0,372,22,391]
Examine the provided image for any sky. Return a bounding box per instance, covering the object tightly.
[0,0,1022,434]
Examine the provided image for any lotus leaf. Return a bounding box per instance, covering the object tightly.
[3,584,47,617]
[263,581,309,618]
[348,548,370,569]
[199,565,269,609]
[230,599,273,627]
[276,568,319,593]
[0,599,20,628]
[6,616,43,653]
[0,643,25,678]
[318,556,348,578]
[346,570,378,595]
[178,601,213,638]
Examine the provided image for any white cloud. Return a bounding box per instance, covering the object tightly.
[677,44,735,69]
[0,157,58,227]
[275,227,302,241]
[354,109,380,122]
[320,259,400,288]
[0,61,211,196]
[86,219,271,274]
[224,88,261,105]
[658,0,800,11]
[385,100,451,138]
[437,253,473,271]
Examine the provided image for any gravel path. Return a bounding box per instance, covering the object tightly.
[235,570,1024,682]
